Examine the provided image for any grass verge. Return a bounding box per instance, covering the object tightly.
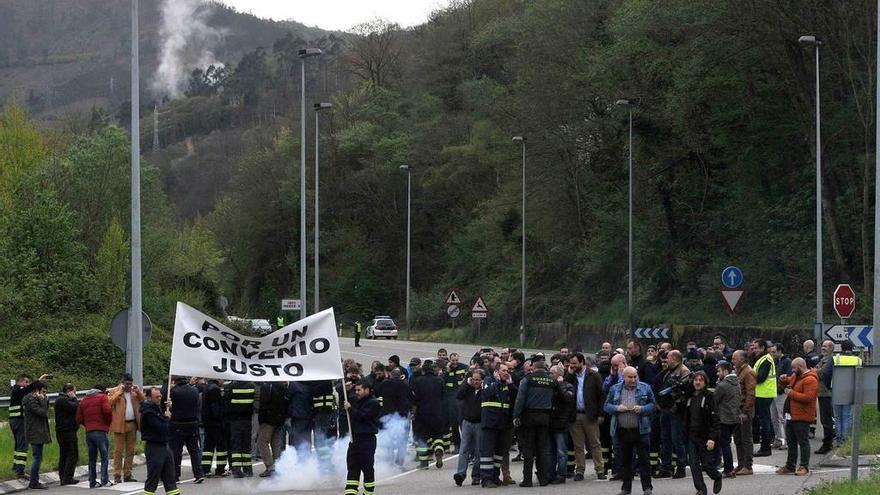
[808,471,880,495]
[839,406,880,455]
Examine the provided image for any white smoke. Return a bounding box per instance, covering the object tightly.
[153,0,225,98]
[260,415,413,492]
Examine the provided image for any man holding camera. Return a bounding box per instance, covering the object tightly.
[8,372,50,482]
[108,374,144,484]
[22,381,51,489]
[657,350,690,479]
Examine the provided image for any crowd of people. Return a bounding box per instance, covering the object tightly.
[6,335,863,495]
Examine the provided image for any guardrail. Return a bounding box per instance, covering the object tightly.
[1,386,160,410]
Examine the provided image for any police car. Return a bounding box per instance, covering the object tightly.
[366,316,398,339]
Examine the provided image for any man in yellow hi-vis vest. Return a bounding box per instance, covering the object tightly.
[355,321,363,347]
[832,342,862,445]
[752,339,777,457]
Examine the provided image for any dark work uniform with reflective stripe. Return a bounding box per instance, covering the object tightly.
[224,381,255,476]
[445,363,468,449]
[410,371,447,466]
[140,400,179,495]
[9,383,37,475]
[345,396,380,495]
[513,370,554,485]
[201,381,226,475]
[312,381,336,468]
[170,381,204,480]
[479,378,514,485]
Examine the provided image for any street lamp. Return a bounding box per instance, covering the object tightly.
[799,35,823,341]
[298,47,322,320]
[127,0,143,386]
[313,102,332,314]
[615,99,635,333]
[399,165,413,340]
[512,136,526,346]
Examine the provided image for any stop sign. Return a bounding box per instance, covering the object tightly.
[833,284,856,319]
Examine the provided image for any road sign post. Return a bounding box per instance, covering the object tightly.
[834,284,856,321]
[720,266,745,314]
[721,266,743,289]
[281,299,302,311]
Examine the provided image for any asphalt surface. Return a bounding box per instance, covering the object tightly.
[42,338,875,495]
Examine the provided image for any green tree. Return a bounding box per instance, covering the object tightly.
[94,217,128,313]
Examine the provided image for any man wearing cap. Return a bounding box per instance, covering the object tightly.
[713,360,740,478]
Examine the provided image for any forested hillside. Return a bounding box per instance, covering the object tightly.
[1,0,877,390]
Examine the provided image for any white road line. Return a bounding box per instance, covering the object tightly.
[378,455,460,483]
[117,462,266,495]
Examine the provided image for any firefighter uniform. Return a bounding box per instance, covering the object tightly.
[170,379,204,481]
[445,362,469,451]
[410,366,448,468]
[201,380,227,476]
[224,381,255,477]
[140,398,179,495]
[344,394,381,495]
[312,381,336,470]
[8,382,37,477]
[513,368,554,486]
[479,377,515,487]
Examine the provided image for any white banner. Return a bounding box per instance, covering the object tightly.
[169,302,344,382]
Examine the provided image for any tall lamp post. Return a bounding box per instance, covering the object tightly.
[616,99,635,332]
[512,136,526,346]
[399,165,413,340]
[799,35,823,342]
[128,0,143,386]
[874,2,880,366]
[298,47,321,320]
[313,102,332,314]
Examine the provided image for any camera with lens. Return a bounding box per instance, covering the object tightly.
[658,372,693,412]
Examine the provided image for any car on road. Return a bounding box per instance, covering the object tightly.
[250,318,273,335]
[366,316,398,339]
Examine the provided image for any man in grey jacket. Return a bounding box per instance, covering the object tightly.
[22,381,51,489]
[714,361,741,478]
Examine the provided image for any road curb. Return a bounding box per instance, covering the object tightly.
[0,454,146,495]
[818,453,880,468]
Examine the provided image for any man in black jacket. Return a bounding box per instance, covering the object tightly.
[513,360,554,487]
[257,382,289,477]
[566,353,606,481]
[201,380,226,477]
[224,381,256,478]
[410,361,447,469]
[375,368,411,468]
[549,364,574,484]
[169,377,204,483]
[344,380,381,495]
[55,384,80,486]
[141,387,179,495]
[8,372,49,481]
[287,381,313,454]
[685,371,722,495]
[453,369,484,486]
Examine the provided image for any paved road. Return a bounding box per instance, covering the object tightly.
[42,338,875,495]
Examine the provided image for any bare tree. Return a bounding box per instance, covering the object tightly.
[343,18,402,88]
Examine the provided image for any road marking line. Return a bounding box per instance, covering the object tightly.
[378,455,460,483]
[117,462,267,495]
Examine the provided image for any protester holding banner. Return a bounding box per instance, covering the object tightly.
[224,381,256,478]
[344,380,381,495]
[200,379,227,477]
[140,387,180,495]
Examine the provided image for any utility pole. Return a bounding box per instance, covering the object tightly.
[127,0,143,386]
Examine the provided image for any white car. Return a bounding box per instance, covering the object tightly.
[250,319,273,335]
[366,317,398,339]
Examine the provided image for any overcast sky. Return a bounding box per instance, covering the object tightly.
[218,0,451,31]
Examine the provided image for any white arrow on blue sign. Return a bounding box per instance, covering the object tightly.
[632,327,670,339]
[848,326,874,348]
[721,266,743,289]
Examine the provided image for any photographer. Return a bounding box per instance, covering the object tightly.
[454,369,484,486]
[657,350,691,478]
[22,381,51,489]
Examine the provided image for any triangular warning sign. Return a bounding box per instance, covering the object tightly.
[721,289,745,313]
[445,289,462,305]
[471,296,489,313]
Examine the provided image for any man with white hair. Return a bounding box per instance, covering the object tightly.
[604,367,655,495]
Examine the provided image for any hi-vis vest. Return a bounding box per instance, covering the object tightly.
[276,316,284,327]
[833,355,862,367]
[754,354,777,398]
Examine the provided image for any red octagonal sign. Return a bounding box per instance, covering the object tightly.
[833,284,856,320]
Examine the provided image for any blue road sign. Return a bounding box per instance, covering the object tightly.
[632,327,670,339]
[721,266,743,289]
[849,326,875,348]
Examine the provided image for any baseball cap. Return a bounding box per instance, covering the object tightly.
[716,359,730,368]
[409,357,422,366]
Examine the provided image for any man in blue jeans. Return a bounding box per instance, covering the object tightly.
[22,382,51,490]
[657,350,691,478]
[77,385,114,488]
[453,369,484,486]
[604,367,656,495]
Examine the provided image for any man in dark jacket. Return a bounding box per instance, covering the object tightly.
[257,382,289,477]
[55,384,80,485]
[454,369,484,486]
[224,381,256,478]
[565,353,606,481]
[287,381,313,454]
[549,364,575,484]
[141,387,179,495]
[685,371,722,495]
[513,359,554,487]
[375,368,411,468]
[22,381,51,489]
[344,380,381,495]
[311,379,337,471]
[410,361,447,469]
[479,364,516,488]
[169,377,204,483]
[201,380,226,477]
[7,372,49,482]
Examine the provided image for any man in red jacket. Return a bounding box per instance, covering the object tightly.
[776,358,818,476]
[76,385,113,488]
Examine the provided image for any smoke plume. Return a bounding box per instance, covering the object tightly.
[260,415,413,491]
[153,0,224,98]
